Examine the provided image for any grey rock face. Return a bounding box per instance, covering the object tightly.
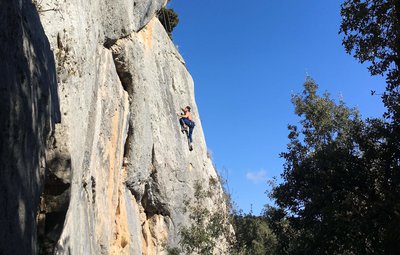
[102,0,167,41]
[111,18,221,249]
[0,1,60,254]
[53,48,130,254]
[37,0,166,49]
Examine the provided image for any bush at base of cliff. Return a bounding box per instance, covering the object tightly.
[166,178,234,255]
[165,175,280,255]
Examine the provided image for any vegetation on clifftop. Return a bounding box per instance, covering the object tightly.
[158,7,179,39]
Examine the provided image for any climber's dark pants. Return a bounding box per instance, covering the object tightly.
[180,118,194,143]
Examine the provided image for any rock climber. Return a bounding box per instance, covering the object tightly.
[177,106,195,150]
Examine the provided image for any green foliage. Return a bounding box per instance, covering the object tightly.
[175,177,279,255]
[169,178,233,255]
[264,2,400,253]
[169,170,278,255]
[340,0,400,119]
[338,3,400,253]
[165,246,180,255]
[263,206,298,255]
[158,7,179,39]
[268,78,400,254]
[231,210,278,255]
[291,78,361,150]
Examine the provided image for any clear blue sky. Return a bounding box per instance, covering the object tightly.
[169,0,387,214]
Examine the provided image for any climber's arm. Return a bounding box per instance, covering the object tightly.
[177,112,189,118]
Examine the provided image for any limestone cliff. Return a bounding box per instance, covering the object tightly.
[1,0,228,254]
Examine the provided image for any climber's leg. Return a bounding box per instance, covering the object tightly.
[179,118,188,131]
[188,126,193,144]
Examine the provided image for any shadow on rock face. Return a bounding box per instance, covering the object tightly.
[37,151,71,254]
[0,0,61,254]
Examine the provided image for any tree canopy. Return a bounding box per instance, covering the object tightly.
[340,0,400,119]
[232,211,277,255]
[267,78,400,254]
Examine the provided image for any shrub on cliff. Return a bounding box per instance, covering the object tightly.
[158,7,179,39]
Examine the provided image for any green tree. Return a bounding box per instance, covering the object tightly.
[231,210,277,255]
[263,206,300,255]
[269,78,400,254]
[340,4,400,253]
[340,0,400,119]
